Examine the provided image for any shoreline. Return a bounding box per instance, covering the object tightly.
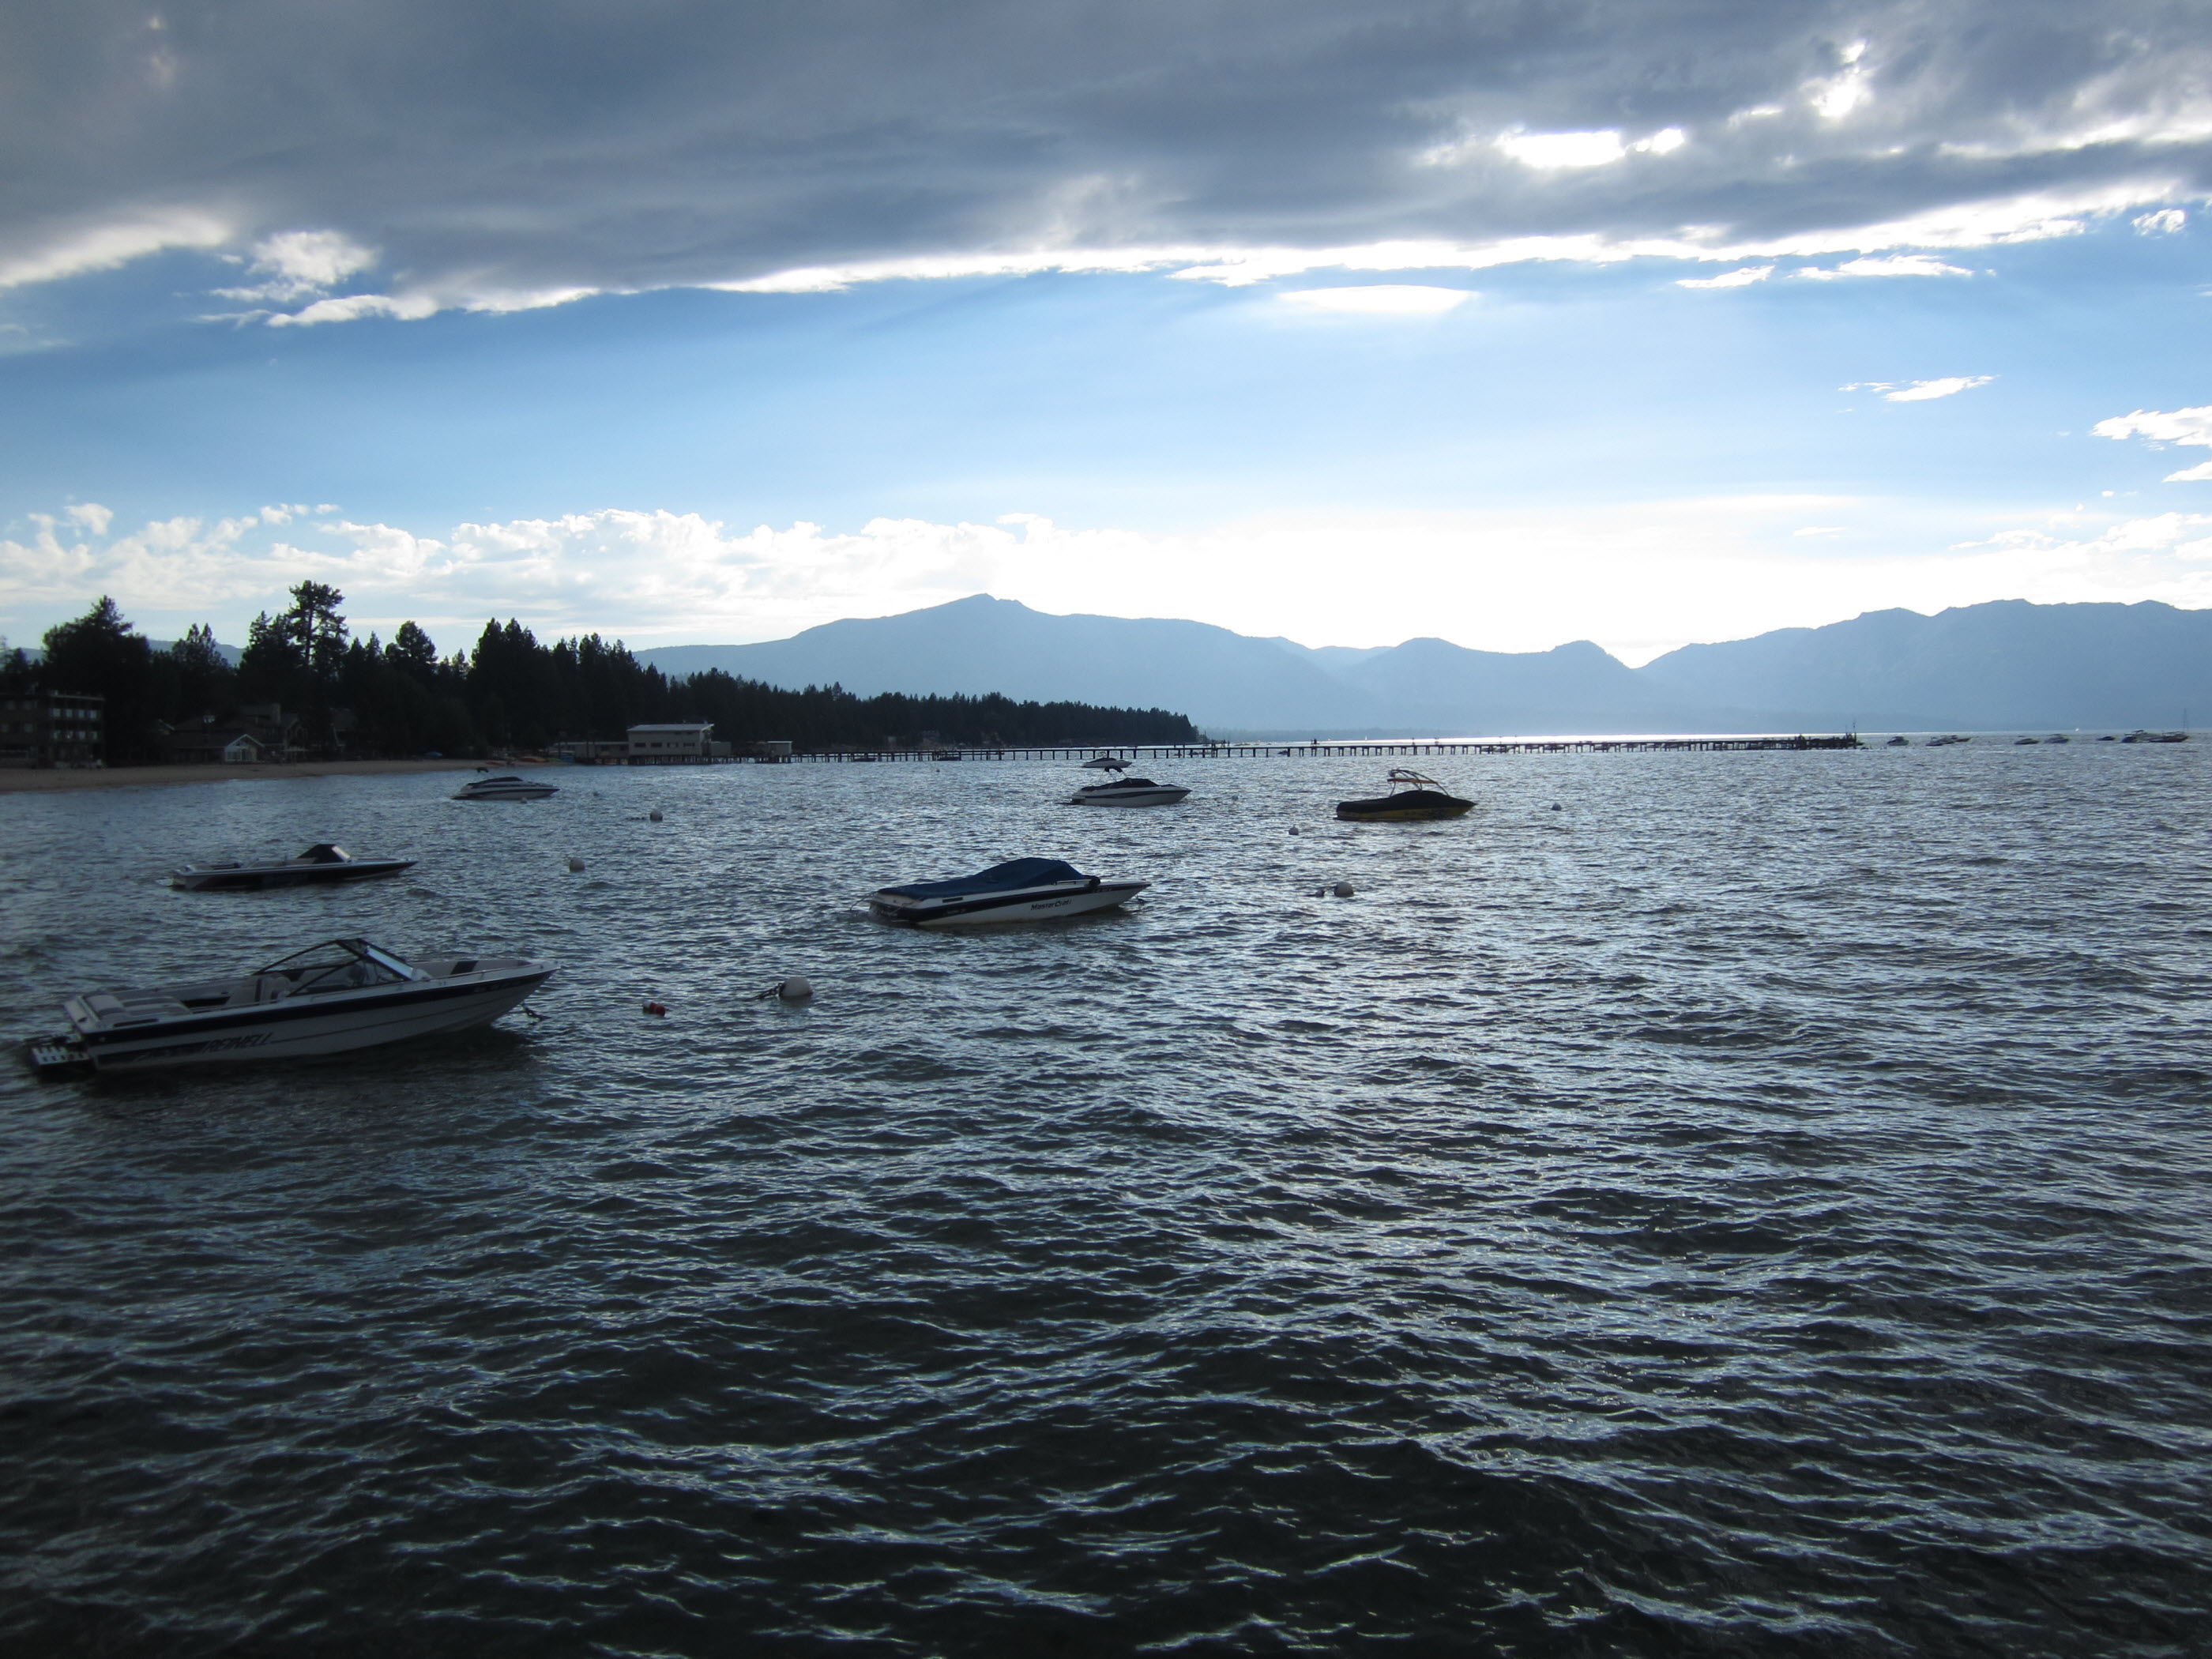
[0,758,521,795]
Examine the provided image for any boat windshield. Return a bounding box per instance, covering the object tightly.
[254,938,421,991]
[296,844,350,863]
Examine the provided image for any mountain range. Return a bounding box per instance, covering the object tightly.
[639,593,2210,735]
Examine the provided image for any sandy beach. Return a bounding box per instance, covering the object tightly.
[0,758,517,794]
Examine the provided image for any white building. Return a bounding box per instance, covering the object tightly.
[626,722,716,762]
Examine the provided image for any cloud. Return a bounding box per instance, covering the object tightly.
[2135,208,2188,233]
[1841,377,1994,402]
[12,492,2212,667]
[0,209,232,291]
[2,4,2208,321]
[1277,285,1472,314]
[1678,265,1772,288]
[2096,405,2212,477]
[1799,255,1976,280]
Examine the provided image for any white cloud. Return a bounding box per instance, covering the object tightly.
[1277,285,1473,314]
[213,229,378,303]
[1800,254,1975,280]
[2095,406,2212,479]
[1678,266,1772,288]
[2135,209,2188,234]
[0,209,231,291]
[1807,41,1873,122]
[65,502,113,536]
[1495,128,1627,169]
[728,181,2169,299]
[1879,376,1995,402]
[12,494,2212,668]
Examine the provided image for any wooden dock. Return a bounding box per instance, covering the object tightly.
[782,735,1864,762]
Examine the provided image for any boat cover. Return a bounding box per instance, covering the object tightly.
[879,858,1085,899]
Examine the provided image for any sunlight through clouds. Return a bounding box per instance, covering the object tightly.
[11,497,2212,668]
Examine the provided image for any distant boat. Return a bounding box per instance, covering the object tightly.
[2122,730,2190,743]
[1336,769,1473,822]
[2014,736,2040,745]
[1885,735,1910,747]
[2045,734,2070,744]
[1070,776,1190,807]
[454,774,559,801]
[169,843,416,891]
[1082,756,1131,772]
[1928,734,1972,747]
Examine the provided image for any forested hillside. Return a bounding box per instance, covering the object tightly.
[4,588,1201,762]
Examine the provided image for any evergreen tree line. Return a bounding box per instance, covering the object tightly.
[3,590,1203,762]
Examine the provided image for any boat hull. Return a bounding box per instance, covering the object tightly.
[58,969,550,1074]
[1336,796,1473,822]
[171,860,416,892]
[1069,788,1189,807]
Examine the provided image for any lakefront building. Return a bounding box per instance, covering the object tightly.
[626,722,724,762]
[0,690,105,767]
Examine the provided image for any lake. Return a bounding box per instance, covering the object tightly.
[2,744,2208,1655]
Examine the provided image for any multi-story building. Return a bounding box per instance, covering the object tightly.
[0,690,105,767]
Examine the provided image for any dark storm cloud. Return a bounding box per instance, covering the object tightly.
[2,0,2207,309]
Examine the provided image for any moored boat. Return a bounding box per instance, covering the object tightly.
[1335,770,1473,822]
[869,858,1147,927]
[25,938,552,1075]
[1069,776,1190,807]
[168,843,416,891]
[2122,729,2190,743]
[454,773,559,801]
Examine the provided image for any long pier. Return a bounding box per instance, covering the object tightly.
[782,735,1864,762]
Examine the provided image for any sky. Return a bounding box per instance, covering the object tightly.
[2,0,2210,666]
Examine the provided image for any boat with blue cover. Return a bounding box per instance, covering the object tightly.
[869,858,1148,927]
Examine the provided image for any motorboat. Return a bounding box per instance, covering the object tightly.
[2014,736,2040,745]
[1885,735,1911,747]
[168,843,416,892]
[453,773,559,801]
[2122,729,2191,743]
[25,938,552,1075]
[869,858,1147,927]
[2045,734,2071,744]
[1082,756,1131,771]
[1335,769,1473,822]
[1069,776,1190,807]
[1927,734,1972,747]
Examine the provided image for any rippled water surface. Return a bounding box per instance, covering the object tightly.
[3,747,2210,1656]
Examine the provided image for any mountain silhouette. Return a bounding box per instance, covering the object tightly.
[640,595,2212,735]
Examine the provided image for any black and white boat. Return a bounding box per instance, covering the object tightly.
[2122,729,2191,743]
[454,773,559,801]
[168,843,416,891]
[869,858,1147,927]
[25,939,552,1075]
[1069,776,1190,807]
[1335,769,1473,822]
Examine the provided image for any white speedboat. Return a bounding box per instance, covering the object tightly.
[869,858,1147,927]
[26,939,552,1075]
[454,773,559,801]
[1069,776,1190,807]
[168,843,416,892]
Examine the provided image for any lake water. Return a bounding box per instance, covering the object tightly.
[2,746,2209,1655]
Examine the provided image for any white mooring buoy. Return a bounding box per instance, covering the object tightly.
[649,809,664,822]
[566,856,585,872]
[777,976,813,1003]
[1333,881,1356,898]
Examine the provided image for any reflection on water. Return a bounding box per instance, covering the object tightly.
[2,747,2209,1655]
